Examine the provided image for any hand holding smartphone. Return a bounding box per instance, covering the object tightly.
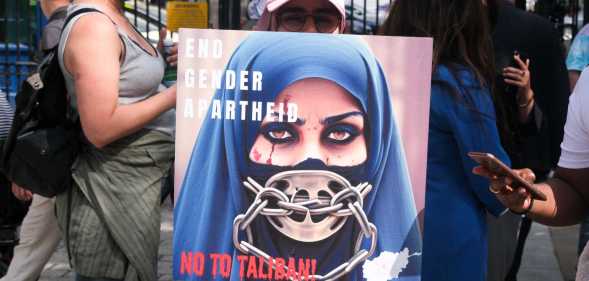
[468,152,547,201]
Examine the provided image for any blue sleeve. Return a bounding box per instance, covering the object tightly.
[431,76,509,216]
[567,35,589,71]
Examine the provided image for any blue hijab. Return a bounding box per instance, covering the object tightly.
[174,32,421,281]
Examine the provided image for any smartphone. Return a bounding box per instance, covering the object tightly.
[468,152,547,201]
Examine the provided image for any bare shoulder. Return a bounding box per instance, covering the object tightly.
[67,13,120,53]
[64,12,121,73]
[68,12,119,44]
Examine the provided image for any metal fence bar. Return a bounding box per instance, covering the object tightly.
[2,2,8,96]
[572,0,579,35]
[376,0,380,29]
[123,1,166,32]
[158,0,162,31]
[15,0,21,98]
[146,0,151,40]
[585,0,589,26]
[0,1,38,104]
[134,0,138,27]
[351,0,355,33]
[362,0,367,33]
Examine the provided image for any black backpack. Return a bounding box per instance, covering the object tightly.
[0,8,99,197]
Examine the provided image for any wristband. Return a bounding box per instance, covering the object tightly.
[518,93,534,108]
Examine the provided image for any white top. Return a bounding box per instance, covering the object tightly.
[560,69,589,281]
[558,68,589,169]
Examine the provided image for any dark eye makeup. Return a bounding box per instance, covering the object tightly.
[322,123,361,145]
[259,122,298,144]
[258,120,362,146]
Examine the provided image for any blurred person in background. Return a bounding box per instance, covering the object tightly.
[253,0,346,33]
[165,0,347,66]
[165,0,348,96]
[381,0,510,280]
[0,1,70,280]
[567,23,589,89]
[0,81,29,279]
[486,1,570,280]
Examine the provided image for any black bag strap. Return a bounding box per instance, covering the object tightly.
[60,7,104,41]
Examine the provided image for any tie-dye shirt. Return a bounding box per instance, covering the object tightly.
[567,24,589,71]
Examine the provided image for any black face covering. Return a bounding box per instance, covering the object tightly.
[245,158,368,188]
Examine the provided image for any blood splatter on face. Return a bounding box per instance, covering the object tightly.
[282,95,292,114]
[252,148,262,162]
[267,144,276,165]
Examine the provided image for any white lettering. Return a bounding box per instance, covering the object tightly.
[225,100,236,120]
[252,71,263,91]
[212,39,223,58]
[185,38,195,58]
[211,100,222,119]
[183,98,194,118]
[225,70,236,90]
[198,39,208,58]
[198,99,209,118]
[198,69,207,89]
[287,103,298,123]
[252,102,263,121]
[266,102,275,121]
[239,101,248,120]
[184,69,195,88]
[277,102,284,122]
[212,70,223,90]
[240,71,249,91]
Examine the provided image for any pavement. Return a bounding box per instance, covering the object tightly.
[518,223,569,281]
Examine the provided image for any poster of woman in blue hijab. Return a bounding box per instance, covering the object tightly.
[173,30,433,281]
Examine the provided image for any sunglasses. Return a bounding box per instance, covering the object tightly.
[276,8,341,33]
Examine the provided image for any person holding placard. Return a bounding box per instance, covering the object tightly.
[382,0,510,280]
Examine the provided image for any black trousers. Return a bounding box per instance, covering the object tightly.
[0,175,28,226]
[505,216,532,281]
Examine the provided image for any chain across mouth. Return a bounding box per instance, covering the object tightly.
[233,170,378,280]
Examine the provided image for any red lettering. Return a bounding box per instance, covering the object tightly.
[210,253,221,278]
[238,255,248,280]
[194,252,205,276]
[180,252,193,275]
[268,258,274,280]
[220,254,232,278]
[287,257,298,281]
[311,259,317,281]
[180,252,205,276]
[258,256,267,279]
[297,258,311,281]
[247,255,258,279]
[275,258,286,280]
